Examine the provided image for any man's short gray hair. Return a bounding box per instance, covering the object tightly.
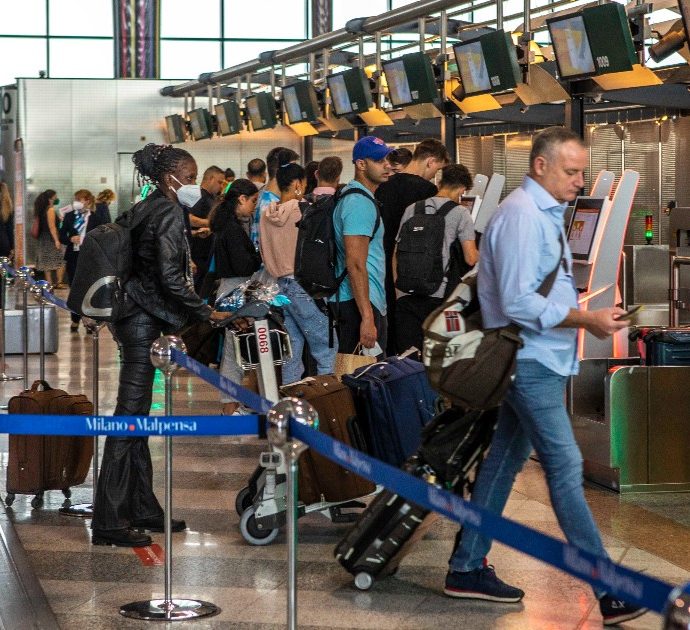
[529,126,585,167]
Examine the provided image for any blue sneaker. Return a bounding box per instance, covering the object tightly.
[599,595,647,626]
[444,565,524,602]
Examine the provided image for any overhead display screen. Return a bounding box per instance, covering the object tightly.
[384,59,413,106]
[215,101,242,135]
[453,30,521,96]
[382,53,438,107]
[329,74,352,115]
[165,114,186,144]
[548,15,596,79]
[455,40,492,95]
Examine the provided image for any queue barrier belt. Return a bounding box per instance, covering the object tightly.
[0,414,259,437]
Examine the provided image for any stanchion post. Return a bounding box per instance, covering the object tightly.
[17,266,33,390]
[664,582,690,629]
[120,335,220,622]
[31,280,50,382]
[267,398,319,630]
[60,316,104,518]
[0,258,21,383]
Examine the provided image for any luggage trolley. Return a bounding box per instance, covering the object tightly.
[226,302,376,546]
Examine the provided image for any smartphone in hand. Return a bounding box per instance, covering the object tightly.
[614,304,643,321]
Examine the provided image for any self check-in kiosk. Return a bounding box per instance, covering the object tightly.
[472,173,506,234]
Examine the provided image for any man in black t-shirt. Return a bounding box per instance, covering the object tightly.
[190,165,225,291]
[375,138,449,354]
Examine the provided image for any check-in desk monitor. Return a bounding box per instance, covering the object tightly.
[567,197,606,264]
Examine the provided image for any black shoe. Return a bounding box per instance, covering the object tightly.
[131,516,186,533]
[92,528,152,548]
[599,595,648,626]
[444,565,524,603]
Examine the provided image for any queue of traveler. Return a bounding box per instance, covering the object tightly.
[32,130,644,625]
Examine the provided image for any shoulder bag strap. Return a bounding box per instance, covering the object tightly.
[536,231,565,298]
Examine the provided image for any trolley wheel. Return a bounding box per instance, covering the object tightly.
[62,488,72,499]
[235,486,253,516]
[4,493,14,506]
[31,494,43,509]
[239,506,279,546]
[354,571,374,591]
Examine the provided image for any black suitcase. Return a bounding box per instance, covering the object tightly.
[334,408,497,590]
[334,457,437,591]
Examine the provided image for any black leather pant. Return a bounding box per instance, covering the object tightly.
[92,307,165,531]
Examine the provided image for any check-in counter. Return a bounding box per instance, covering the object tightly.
[570,359,690,493]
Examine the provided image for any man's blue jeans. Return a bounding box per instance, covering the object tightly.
[279,277,337,384]
[449,359,608,590]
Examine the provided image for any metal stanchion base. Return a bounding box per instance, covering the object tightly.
[120,599,220,621]
[58,503,93,518]
[0,374,22,382]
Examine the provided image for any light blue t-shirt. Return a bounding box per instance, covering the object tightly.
[250,189,279,249]
[331,180,387,315]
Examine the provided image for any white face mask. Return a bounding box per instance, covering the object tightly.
[170,175,201,208]
[72,200,84,211]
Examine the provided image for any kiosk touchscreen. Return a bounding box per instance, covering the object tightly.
[567,197,606,264]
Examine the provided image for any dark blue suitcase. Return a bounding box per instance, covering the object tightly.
[643,329,690,366]
[342,356,437,467]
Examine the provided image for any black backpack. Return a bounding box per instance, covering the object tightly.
[396,199,457,296]
[66,196,167,322]
[294,188,380,299]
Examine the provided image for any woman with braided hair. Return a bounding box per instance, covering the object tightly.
[92,144,230,548]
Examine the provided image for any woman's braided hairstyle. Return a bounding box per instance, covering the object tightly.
[131,143,194,187]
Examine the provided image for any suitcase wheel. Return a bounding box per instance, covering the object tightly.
[354,571,373,591]
[235,486,253,516]
[62,488,72,499]
[239,505,279,546]
[4,493,14,506]
[31,493,44,509]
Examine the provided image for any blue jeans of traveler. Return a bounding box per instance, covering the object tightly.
[278,277,337,384]
[449,359,608,594]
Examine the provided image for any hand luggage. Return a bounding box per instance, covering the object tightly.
[334,407,496,591]
[334,457,439,591]
[280,375,375,505]
[342,356,437,467]
[639,328,690,366]
[5,380,94,508]
[3,305,59,354]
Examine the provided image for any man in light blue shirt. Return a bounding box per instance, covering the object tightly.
[444,127,646,627]
[331,136,392,355]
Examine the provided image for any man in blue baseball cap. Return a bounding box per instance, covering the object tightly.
[330,136,392,356]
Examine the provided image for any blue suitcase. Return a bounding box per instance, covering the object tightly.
[342,356,438,467]
[642,328,690,366]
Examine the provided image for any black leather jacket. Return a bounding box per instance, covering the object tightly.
[119,190,212,330]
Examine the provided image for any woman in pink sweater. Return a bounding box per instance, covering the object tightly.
[259,157,337,383]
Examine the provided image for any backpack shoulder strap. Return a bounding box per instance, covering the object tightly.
[413,200,426,216]
[436,200,458,218]
[335,187,381,241]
